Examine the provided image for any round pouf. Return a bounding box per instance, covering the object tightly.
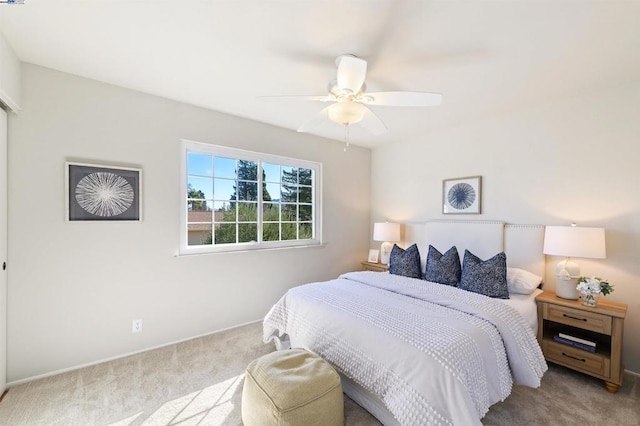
[242,348,344,426]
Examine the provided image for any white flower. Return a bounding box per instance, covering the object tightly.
[576,277,601,294]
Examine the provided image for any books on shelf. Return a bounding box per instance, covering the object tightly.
[553,333,596,352]
[558,332,596,347]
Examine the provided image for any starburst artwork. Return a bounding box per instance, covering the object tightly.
[67,163,141,221]
[447,183,476,209]
[75,172,134,216]
[443,176,481,214]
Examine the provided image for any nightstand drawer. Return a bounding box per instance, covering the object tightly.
[545,304,612,335]
[543,340,608,378]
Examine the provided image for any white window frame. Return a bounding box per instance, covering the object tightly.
[179,139,322,255]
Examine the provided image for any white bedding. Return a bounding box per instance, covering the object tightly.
[377,272,543,332]
[500,288,543,333]
[263,271,547,425]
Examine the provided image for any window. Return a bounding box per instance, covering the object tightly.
[180,140,322,254]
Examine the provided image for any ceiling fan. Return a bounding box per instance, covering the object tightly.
[265,54,443,141]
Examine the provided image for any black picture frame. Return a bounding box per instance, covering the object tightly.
[66,162,142,221]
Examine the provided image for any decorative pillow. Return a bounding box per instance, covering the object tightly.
[459,250,509,299]
[507,267,542,295]
[389,244,422,279]
[424,245,461,286]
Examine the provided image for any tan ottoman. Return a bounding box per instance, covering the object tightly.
[242,348,344,426]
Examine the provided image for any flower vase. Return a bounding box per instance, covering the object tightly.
[581,292,599,307]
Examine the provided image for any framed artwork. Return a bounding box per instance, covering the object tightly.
[368,249,380,263]
[66,162,142,221]
[443,175,481,214]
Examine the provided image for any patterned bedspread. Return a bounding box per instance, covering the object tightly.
[263,271,547,425]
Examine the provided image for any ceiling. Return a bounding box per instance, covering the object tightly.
[1,0,639,148]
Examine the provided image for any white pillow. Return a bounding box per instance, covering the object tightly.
[507,267,542,295]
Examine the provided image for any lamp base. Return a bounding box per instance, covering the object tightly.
[555,277,579,299]
[380,241,393,265]
[555,258,579,300]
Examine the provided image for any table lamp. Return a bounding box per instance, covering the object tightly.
[543,224,606,299]
[373,222,400,265]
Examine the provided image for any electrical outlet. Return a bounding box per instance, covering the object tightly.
[132,319,143,333]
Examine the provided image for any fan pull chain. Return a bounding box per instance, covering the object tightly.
[343,124,350,152]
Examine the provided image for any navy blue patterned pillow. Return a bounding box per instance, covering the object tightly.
[459,250,509,299]
[389,244,422,279]
[424,245,461,286]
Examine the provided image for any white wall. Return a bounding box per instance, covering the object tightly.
[0,31,20,111]
[371,81,640,373]
[7,64,371,382]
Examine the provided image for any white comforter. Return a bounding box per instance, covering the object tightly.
[263,271,547,425]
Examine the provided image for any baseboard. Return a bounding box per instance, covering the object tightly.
[625,369,640,378]
[7,319,263,388]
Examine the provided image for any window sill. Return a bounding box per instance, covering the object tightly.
[175,242,325,257]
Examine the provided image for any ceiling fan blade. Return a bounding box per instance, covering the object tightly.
[259,95,334,102]
[297,105,332,133]
[359,106,388,136]
[362,91,443,107]
[336,55,367,93]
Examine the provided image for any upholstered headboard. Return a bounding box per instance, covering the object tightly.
[403,220,545,280]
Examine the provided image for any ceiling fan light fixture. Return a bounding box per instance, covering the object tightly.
[267,54,442,138]
[328,102,365,125]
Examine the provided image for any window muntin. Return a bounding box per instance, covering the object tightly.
[181,141,321,254]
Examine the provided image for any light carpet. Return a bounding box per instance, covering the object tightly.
[0,322,638,425]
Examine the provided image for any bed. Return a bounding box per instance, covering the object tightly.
[263,220,548,425]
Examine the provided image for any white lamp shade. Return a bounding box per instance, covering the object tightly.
[543,226,606,259]
[373,222,400,242]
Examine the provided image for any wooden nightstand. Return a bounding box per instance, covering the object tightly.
[535,291,627,393]
[361,261,389,272]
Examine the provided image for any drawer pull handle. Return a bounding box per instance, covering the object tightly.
[562,352,586,363]
[563,313,587,322]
